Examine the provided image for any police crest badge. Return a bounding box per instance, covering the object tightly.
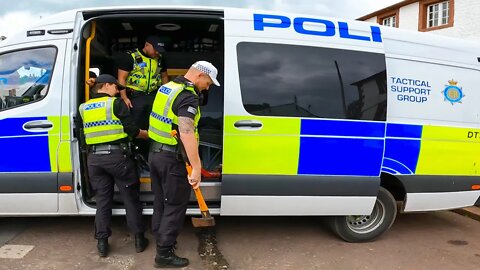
[442,79,465,105]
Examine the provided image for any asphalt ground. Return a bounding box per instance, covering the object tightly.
[0,211,479,270]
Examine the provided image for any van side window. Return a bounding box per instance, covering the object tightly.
[0,47,56,111]
[237,42,387,121]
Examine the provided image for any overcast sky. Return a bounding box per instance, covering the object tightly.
[0,0,401,37]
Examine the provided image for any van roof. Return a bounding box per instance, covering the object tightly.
[0,5,227,47]
[2,5,479,66]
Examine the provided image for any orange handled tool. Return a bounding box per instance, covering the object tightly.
[185,164,215,227]
[171,130,215,228]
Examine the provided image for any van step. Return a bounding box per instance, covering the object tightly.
[137,177,221,193]
[110,181,222,204]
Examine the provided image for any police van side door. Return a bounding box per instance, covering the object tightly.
[221,9,387,216]
[0,39,67,214]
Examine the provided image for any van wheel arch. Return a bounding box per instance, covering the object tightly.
[380,173,406,202]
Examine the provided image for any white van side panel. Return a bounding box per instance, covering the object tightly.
[221,9,386,216]
[0,194,57,215]
[221,196,376,216]
[384,38,480,126]
[58,193,78,214]
[404,191,480,212]
[382,27,479,69]
[381,27,480,212]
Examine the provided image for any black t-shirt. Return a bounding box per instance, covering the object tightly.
[89,93,140,140]
[116,49,167,73]
[171,76,199,121]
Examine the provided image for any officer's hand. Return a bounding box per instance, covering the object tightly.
[136,130,149,140]
[188,167,201,189]
[123,97,133,108]
[86,78,96,87]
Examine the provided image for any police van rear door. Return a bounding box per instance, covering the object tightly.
[221,9,388,216]
[0,37,67,214]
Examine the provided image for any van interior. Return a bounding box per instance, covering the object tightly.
[75,10,225,208]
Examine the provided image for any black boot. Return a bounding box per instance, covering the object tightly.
[154,248,189,268]
[97,238,109,257]
[135,233,149,253]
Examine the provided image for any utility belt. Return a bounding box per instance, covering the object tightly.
[127,87,157,97]
[150,141,185,162]
[89,143,129,155]
[150,141,178,153]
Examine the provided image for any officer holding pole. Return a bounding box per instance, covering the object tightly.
[148,61,220,268]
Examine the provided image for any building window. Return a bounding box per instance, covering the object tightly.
[419,0,454,31]
[427,1,449,27]
[377,9,399,28]
[383,16,396,27]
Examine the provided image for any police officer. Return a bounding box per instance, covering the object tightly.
[79,74,150,257]
[148,61,220,268]
[117,35,170,159]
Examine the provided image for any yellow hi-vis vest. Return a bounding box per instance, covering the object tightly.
[79,96,128,145]
[149,81,200,145]
[126,49,162,93]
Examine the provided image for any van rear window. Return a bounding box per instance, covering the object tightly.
[237,42,387,121]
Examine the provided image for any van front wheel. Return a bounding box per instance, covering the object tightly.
[330,187,397,242]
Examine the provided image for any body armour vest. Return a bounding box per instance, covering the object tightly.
[149,81,200,145]
[79,96,128,145]
[126,49,162,93]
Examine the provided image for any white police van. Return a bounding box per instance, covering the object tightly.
[0,6,479,242]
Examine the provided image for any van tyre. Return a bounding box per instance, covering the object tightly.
[330,187,397,243]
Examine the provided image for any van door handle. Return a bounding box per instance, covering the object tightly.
[234,120,263,129]
[23,120,54,131]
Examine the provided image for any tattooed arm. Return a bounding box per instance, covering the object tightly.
[178,116,201,188]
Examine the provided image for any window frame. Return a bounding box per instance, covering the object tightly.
[382,16,396,27]
[236,42,387,121]
[419,0,454,32]
[377,9,399,28]
[0,46,57,112]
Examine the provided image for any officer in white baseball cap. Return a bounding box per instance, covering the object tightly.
[191,60,221,86]
[148,60,220,268]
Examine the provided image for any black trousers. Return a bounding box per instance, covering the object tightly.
[87,150,145,239]
[130,92,156,158]
[149,150,191,251]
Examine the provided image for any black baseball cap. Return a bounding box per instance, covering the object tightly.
[95,74,125,90]
[145,35,166,53]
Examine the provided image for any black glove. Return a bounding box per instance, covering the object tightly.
[134,153,150,172]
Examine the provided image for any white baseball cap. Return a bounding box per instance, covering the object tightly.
[191,61,220,86]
